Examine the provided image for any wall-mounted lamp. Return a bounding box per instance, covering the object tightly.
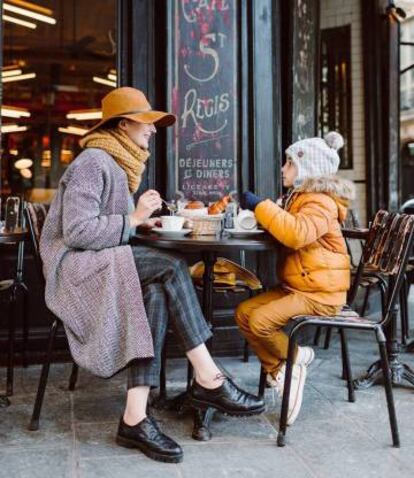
[20,168,32,179]
[14,158,33,170]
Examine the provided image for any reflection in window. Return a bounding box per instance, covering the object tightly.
[319,26,352,169]
[1,0,117,204]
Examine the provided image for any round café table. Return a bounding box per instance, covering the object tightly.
[0,228,29,408]
[130,230,279,440]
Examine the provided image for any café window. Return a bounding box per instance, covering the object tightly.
[1,0,117,204]
[319,25,353,169]
[166,0,239,203]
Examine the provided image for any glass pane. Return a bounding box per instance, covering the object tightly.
[169,0,238,203]
[1,0,117,203]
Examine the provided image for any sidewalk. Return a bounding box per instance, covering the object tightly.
[1,296,414,478]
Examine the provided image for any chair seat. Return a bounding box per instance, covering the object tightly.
[195,283,254,294]
[293,309,373,326]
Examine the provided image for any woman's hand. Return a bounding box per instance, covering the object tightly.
[129,190,162,227]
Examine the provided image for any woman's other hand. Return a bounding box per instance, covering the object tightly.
[129,190,162,227]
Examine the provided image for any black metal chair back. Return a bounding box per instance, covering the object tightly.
[343,209,363,268]
[24,202,50,285]
[348,211,414,314]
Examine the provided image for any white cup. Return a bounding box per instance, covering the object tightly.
[160,215,185,231]
[235,210,257,230]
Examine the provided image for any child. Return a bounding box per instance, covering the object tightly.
[237,131,355,425]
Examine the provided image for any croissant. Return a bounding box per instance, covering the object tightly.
[208,195,231,215]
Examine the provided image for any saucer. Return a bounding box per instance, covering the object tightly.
[225,228,265,238]
[152,227,192,238]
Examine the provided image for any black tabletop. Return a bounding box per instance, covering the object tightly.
[0,228,29,244]
[131,231,279,253]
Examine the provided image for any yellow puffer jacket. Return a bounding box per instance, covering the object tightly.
[255,175,355,305]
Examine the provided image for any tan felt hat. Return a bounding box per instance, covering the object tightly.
[85,87,176,134]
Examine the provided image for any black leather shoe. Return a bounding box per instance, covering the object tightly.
[116,416,183,463]
[189,377,266,416]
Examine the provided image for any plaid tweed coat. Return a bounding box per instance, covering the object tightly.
[39,148,154,377]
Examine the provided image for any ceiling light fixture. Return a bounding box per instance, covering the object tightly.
[58,126,88,136]
[2,68,23,77]
[2,72,36,83]
[1,105,31,118]
[93,76,116,88]
[14,158,33,169]
[3,13,37,29]
[20,168,32,179]
[1,124,29,133]
[3,2,56,25]
[8,0,53,16]
[66,109,102,121]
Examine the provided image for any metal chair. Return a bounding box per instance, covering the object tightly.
[314,208,397,350]
[25,202,79,431]
[274,210,414,448]
[0,209,30,401]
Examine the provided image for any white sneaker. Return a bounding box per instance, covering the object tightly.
[266,363,307,425]
[295,346,315,367]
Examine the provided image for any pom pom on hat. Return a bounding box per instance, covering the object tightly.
[324,131,344,151]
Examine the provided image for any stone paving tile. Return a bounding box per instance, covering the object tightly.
[178,442,315,478]
[2,299,414,478]
[0,447,72,478]
[77,454,181,478]
[0,391,73,450]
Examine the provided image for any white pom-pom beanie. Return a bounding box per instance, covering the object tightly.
[286,131,344,186]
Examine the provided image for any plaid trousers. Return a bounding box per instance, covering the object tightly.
[127,245,212,388]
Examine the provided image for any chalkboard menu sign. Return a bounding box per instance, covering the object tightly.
[169,0,238,202]
[291,0,319,141]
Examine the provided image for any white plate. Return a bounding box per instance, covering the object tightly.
[152,227,192,238]
[225,229,265,238]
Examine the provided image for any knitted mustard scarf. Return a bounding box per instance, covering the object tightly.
[79,128,150,193]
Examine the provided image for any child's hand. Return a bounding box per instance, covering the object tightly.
[241,191,262,212]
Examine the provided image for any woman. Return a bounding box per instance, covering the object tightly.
[40,87,264,464]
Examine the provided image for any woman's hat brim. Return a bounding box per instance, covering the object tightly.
[84,110,176,135]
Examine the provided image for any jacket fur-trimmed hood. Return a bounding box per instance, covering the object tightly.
[293,175,356,201]
[287,175,355,223]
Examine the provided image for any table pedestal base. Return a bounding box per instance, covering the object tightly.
[151,391,216,441]
[354,357,414,389]
[0,396,10,408]
[403,340,414,353]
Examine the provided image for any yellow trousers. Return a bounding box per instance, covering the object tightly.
[235,287,341,375]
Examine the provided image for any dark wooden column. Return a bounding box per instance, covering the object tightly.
[382,2,401,212]
[249,0,282,200]
[0,0,3,187]
[362,0,402,218]
[117,0,158,195]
